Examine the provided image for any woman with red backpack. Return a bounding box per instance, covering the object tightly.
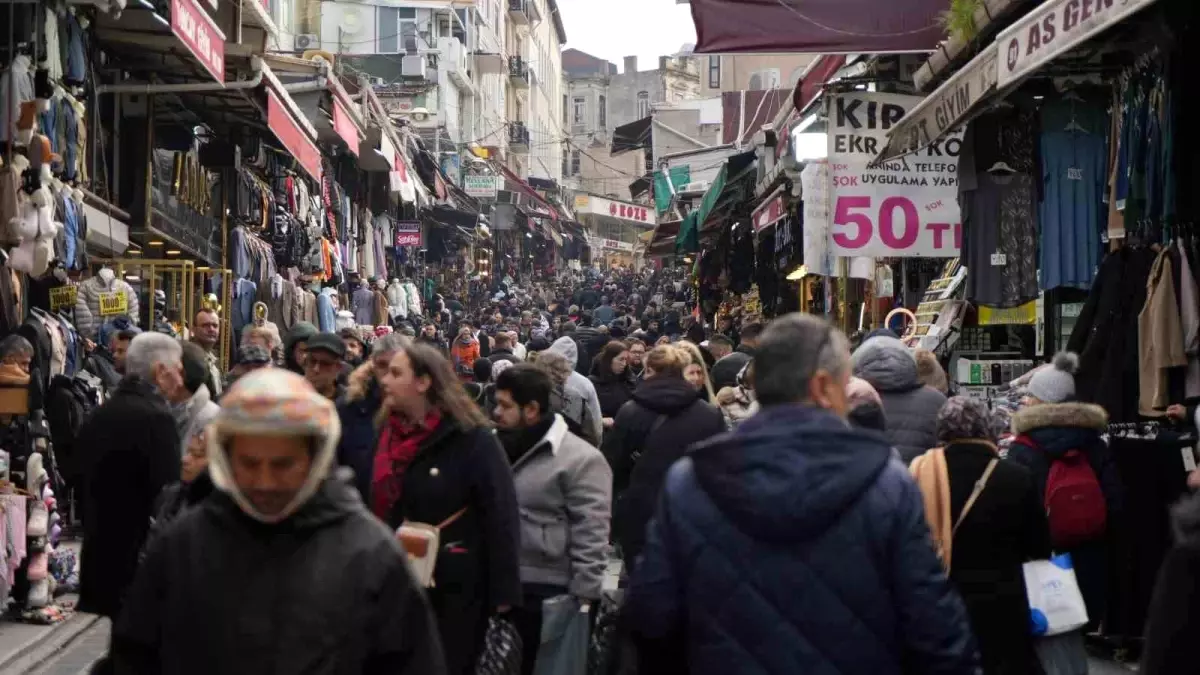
[1007,351,1123,629]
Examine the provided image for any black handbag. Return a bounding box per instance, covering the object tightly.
[476,615,523,675]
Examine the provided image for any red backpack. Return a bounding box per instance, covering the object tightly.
[1015,435,1108,549]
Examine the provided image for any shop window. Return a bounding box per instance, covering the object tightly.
[637,91,650,118]
[570,149,581,176]
[708,55,721,89]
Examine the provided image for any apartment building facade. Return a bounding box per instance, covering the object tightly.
[285,0,562,185]
[562,50,699,198]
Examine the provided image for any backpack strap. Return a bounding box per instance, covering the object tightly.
[953,459,998,536]
[630,414,669,464]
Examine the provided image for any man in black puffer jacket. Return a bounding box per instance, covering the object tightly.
[852,335,947,463]
[601,348,725,567]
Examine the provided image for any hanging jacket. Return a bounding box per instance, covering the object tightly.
[75,274,140,340]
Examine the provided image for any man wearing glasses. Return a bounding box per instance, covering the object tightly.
[302,333,347,402]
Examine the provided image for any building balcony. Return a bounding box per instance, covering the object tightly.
[509,122,530,151]
[508,57,531,89]
[508,0,539,25]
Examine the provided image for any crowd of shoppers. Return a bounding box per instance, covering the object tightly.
[69,264,1200,675]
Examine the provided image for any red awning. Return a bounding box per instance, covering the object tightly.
[793,54,846,112]
[689,0,946,54]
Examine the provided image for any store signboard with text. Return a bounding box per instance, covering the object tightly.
[997,0,1157,88]
[268,91,321,183]
[394,221,422,247]
[575,195,655,228]
[171,0,225,84]
[828,92,962,258]
[464,175,498,199]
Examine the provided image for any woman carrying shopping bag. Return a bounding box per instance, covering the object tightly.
[911,396,1052,675]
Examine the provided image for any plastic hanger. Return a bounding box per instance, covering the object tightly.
[987,161,1017,174]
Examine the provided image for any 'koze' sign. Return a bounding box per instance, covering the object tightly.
[828,92,962,257]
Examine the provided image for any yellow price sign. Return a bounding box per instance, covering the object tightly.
[49,285,77,311]
[98,292,128,317]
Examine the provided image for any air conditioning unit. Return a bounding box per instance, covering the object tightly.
[681,180,711,193]
[401,55,426,77]
[294,33,318,50]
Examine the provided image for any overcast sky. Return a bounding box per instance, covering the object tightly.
[556,0,698,72]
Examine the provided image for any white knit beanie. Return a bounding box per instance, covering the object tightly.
[1026,352,1079,404]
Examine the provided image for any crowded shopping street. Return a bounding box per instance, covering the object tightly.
[3,0,1200,673]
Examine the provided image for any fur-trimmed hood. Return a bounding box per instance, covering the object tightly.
[1011,401,1108,435]
[343,361,376,403]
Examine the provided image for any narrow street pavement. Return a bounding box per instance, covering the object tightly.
[23,619,109,675]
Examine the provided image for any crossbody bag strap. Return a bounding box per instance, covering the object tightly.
[952,458,999,536]
[437,506,469,530]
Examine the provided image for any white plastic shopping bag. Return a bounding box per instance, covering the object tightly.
[1024,554,1089,637]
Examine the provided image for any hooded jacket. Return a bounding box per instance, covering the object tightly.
[542,338,604,444]
[602,376,726,564]
[1007,401,1121,621]
[173,384,219,457]
[852,336,948,462]
[510,415,612,599]
[283,321,318,373]
[112,473,446,675]
[1142,492,1200,674]
[337,362,385,499]
[625,405,979,675]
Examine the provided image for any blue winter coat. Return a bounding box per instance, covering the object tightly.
[336,363,384,500]
[625,404,979,675]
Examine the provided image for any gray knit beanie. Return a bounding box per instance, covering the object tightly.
[1026,352,1079,404]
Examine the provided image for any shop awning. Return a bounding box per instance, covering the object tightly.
[427,205,480,231]
[792,54,846,114]
[874,43,1000,162]
[878,0,1162,162]
[688,0,947,53]
[676,165,728,254]
[611,116,652,156]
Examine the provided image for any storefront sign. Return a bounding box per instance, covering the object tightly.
[590,237,635,253]
[332,100,359,156]
[998,0,1158,88]
[268,90,321,183]
[575,195,654,228]
[464,175,499,199]
[98,292,128,317]
[394,221,422,247]
[829,92,962,258]
[877,45,998,162]
[49,285,77,311]
[171,0,225,84]
[752,191,786,234]
[800,161,833,277]
[978,301,1037,326]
